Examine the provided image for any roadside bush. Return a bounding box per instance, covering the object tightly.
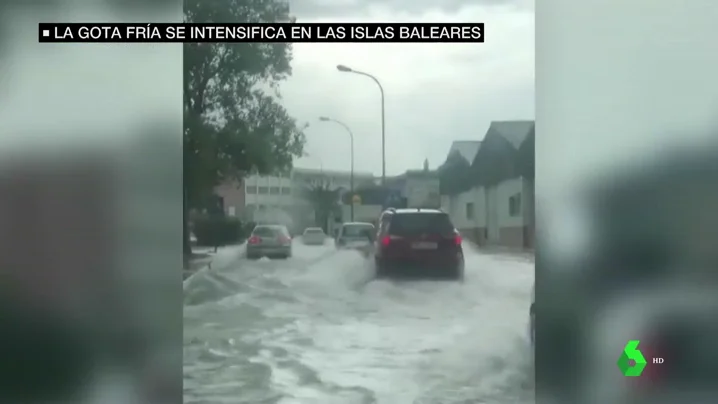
[193,216,244,246]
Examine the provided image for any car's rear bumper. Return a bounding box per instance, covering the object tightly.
[303,239,325,245]
[376,257,463,278]
[246,245,291,257]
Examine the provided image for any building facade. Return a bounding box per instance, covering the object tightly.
[292,168,374,234]
[243,173,294,226]
[441,120,535,249]
[214,180,246,218]
[214,167,375,233]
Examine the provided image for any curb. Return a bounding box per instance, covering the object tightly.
[182,244,246,281]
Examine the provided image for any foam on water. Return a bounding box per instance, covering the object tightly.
[184,242,534,403]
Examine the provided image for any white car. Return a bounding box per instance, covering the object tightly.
[336,222,375,249]
[302,227,326,245]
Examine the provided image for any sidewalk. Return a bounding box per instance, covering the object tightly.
[463,242,535,262]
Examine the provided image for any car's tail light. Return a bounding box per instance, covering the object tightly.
[381,235,391,246]
[248,236,260,244]
[381,235,403,247]
[454,234,462,245]
[278,235,291,244]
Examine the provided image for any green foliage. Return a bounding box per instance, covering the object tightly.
[193,216,245,246]
[183,0,306,253]
[183,0,306,206]
[439,150,471,195]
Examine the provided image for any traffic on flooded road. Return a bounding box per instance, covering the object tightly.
[184,238,534,403]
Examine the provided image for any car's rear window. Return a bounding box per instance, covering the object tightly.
[388,213,454,236]
[253,227,279,236]
[342,224,374,237]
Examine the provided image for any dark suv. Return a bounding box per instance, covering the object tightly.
[373,208,464,280]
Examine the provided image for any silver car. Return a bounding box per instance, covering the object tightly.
[246,225,292,259]
[336,222,375,251]
[302,227,326,245]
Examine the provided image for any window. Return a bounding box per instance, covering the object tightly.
[509,193,522,217]
[246,186,256,194]
[281,187,291,195]
[252,226,279,236]
[466,202,474,219]
[270,186,280,195]
[258,186,268,194]
[388,213,454,236]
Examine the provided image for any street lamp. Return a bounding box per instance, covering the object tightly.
[319,116,355,221]
[336,64,386,186]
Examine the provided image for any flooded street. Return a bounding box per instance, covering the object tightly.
[184,241,534,404]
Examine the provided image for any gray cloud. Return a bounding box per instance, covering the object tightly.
[281,2,534,176]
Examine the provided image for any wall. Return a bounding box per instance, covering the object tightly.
[496,176,528,247]
[440,195,451,212]
[444,177,534,248]
[341,204,382,224]
[214,180,245,217]
[406,177,440,207]
[244,175,293,209]
[497,177,525,227]
[446,187,486,244]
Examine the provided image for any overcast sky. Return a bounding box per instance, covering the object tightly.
[284,0,535,176]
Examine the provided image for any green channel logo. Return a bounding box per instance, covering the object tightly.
[617,340,647,376]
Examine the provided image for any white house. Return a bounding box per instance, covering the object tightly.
[442,121,535,248]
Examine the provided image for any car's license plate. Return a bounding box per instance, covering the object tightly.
[411,242,437,249]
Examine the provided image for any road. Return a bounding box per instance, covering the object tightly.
[184,240,535,404]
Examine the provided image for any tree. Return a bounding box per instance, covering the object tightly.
[303,182,341,233]
[438,150,471,195]
[183,0,306,256]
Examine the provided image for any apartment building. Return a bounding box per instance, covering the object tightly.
[214,167,375,232]
[243,174,293,225]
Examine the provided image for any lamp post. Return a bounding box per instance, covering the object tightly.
[336,64,385,186]
[319,116,354,221]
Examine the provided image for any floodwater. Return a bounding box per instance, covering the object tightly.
[184,241,534,404]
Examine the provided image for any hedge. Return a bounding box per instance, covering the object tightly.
[192,216,246,246]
